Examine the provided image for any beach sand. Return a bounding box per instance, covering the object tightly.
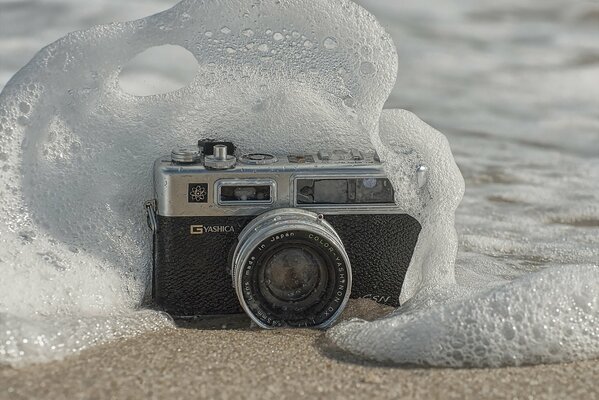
[1,300,597,400]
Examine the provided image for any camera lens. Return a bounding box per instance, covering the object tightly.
[261,246,328,308]
[232,209,351,329]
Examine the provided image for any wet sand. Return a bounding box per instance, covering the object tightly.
[1,301,597,400]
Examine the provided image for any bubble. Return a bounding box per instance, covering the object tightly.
[323,37,338,49]
[359,61,376,75]
[273,32,284,41]
[242,28,254,37]
[18,102,31,114]
[303,40,313,49]
[342,95,355,108]
[502,322,516,340]
[257,43,269,52]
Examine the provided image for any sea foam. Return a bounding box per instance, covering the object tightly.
[327,110,599,367]
[1,0,598,368]
[0,0,399,365]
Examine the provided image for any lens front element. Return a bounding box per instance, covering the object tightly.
[232,209,351,329]
[262,246,325,303]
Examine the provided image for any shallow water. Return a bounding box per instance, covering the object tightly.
[0,0,598,367]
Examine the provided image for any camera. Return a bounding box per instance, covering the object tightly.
[145,141,423,328]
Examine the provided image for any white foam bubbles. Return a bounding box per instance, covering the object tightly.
[3,0,597,370]
[0,0,398,365]
[328,109,599,367]
[370,110,465,304]
[328,264,599,367]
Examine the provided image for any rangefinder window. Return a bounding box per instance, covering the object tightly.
[217,180,275,205]
[296,177,394,204]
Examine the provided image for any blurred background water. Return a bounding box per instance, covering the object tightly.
[0,0,598,364]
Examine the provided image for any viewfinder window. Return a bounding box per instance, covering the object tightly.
[296,178,394,205]
[217,180,275,205]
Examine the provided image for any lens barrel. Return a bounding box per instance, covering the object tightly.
[231,209,351,329]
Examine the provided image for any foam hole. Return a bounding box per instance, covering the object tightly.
[118,44,198,96]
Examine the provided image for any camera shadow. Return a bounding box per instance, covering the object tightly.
[309,298,415,368]
[174,313,253,330]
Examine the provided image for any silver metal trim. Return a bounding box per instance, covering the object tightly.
[231,208,351,329]
[215,178,277,206]
[152,150,409,217]
[204,145,236,169]
[350,149,363,160]
[416,164,428,189]
[239,153,278,165]
[144,199,158,232]
[317,150,330,160]
[204,155,236,169]
[214,144,228,160]
[171,147,201,164]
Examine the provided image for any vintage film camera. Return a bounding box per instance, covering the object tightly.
[145,141,423,328]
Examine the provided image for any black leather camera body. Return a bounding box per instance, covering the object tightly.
[145,141,422,328]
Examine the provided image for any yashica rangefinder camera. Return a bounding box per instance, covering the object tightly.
[145,141,423,329]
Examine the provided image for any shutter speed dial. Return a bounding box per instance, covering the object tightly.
[171,147,201,164]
